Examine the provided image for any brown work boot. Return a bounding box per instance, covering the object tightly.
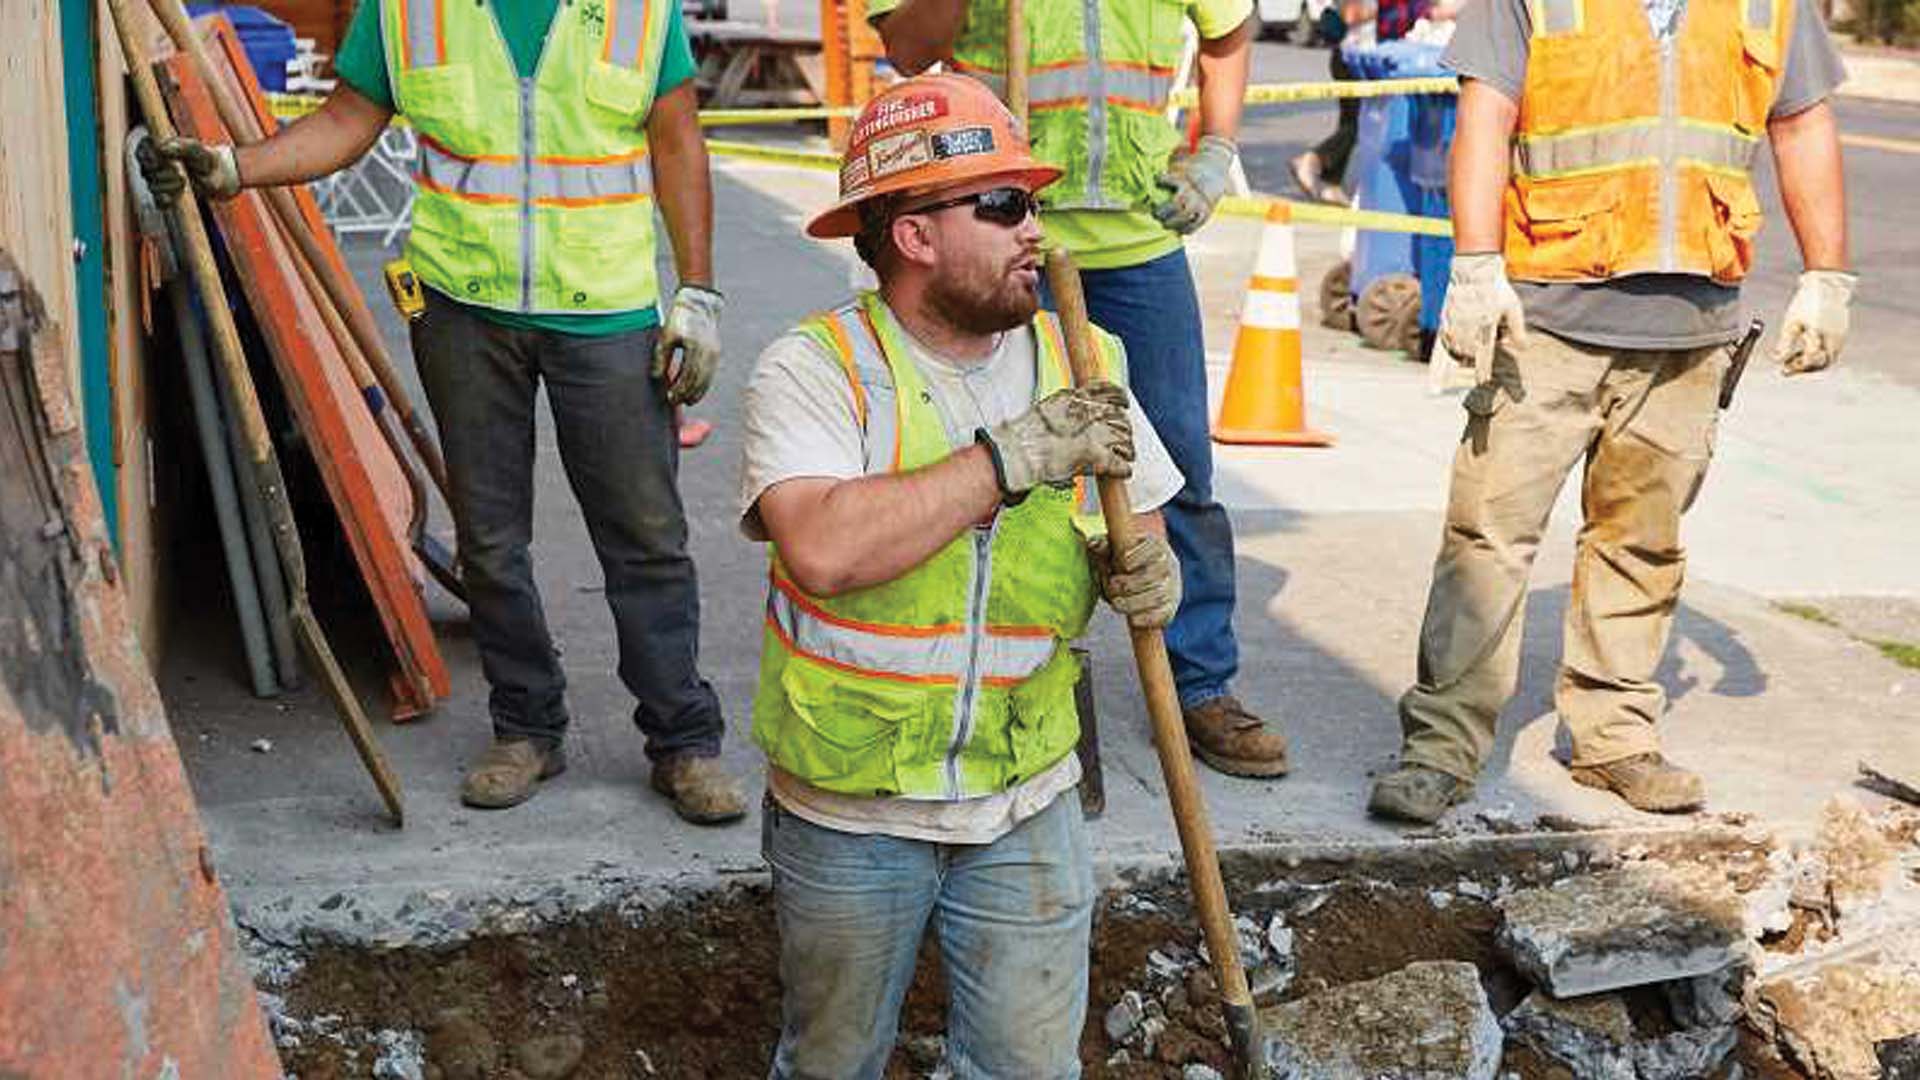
[1368,764,1475,825]
[460,738,566,810]
[1569,753,1706,814]
[650,753,748,825]
[1183,696,1289,778]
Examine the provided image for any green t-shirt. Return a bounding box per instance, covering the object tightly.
[334,0,697,335]
[866,0,1251,270]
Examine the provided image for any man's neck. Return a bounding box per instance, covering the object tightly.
[879,282,998,363]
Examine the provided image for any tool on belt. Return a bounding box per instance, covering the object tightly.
[1719,317,1765,409]
[384,259,425,321]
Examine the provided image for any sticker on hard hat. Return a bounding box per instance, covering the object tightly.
[868,130,934,180]
[852,94,949,149]
[930,126,996,160]
[840,155,872,193]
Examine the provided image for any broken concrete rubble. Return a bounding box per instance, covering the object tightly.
[1501,989,1736,1080]
[1497,864,1745,997]
[1258,960,1502,1080]
[1749,930,1920,1080]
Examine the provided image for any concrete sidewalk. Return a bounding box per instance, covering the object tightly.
[1839,41,1920,103]
[172,157,1920,944]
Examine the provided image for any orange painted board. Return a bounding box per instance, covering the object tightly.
[158,33,449,719]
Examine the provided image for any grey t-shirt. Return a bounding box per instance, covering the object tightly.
[1443,0,1848,349]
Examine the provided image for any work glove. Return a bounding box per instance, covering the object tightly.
[1434,252,1528,391]
[976,381,1133,502]
[142,136,242,205]
[654,284,725,406]
[1152,135,1237,235]
[1087,531,1181,630]
[1774,269,1857,376]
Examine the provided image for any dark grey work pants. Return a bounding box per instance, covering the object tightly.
[412,291,722,760]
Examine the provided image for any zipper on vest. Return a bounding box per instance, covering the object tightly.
[1082,0,1108,208]
[945,520,997,798]
[519,77,536,312]
[1658,39,1678,272]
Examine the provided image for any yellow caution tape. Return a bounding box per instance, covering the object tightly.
[699,105,861,126]
[1171,76,1458,108]
[1217,194,1453,236]
[705,139,842,171]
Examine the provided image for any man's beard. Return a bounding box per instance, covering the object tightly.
[926,258,1039,336]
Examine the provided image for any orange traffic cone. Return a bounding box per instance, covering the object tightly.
[1212,202,1334,447]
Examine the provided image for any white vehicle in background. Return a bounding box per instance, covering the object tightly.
[1258,0,1338,43]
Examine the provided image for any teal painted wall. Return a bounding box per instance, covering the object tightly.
[62,0,117,548]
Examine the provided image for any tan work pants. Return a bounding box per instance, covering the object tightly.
[1398,330,1730,782]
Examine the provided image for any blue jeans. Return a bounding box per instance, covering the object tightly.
[763,794,1094,1080]
[1059,250,1240,705]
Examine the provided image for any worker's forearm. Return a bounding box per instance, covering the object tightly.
[775,448,1003,595]
[1769,101,1849,271]
[873,0,968,74]
[648,84,714,287]
[233,84,389,188]
[1196,17,1255,141]
[1448,79,1517,253]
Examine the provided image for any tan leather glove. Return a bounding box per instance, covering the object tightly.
[1434,252,1528,390]
[1087,531,1181,629]
[150,137,241,203]
[654,284,724,406]
[1153,136,1237,235]
[976,381,1133,501]
[1774,269,1856,376]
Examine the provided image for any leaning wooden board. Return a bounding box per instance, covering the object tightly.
[158,20,449,719]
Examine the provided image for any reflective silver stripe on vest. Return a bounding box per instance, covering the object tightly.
[767,584,1058,684]
[417,140,653,202]
[1024,65,1173,108]
[403,0,441,68]
[1747,0,1773,30]
[1538,0,1581,33]
[605,0,653,67]
[1513,122,1758,177]
[828,305,899,473]
[1082,0,1108,207]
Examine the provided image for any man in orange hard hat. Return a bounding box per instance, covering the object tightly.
[739,74,1185,1077]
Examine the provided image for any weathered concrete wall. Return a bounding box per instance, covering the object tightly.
[0,253,279,1077]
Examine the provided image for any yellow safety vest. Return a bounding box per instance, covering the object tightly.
[752,294,1124,799]
[945,0,1190,213]
[380,0,670,313]
[1504,0,1793,283]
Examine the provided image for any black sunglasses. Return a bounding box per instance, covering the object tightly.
[897,186,1039,227]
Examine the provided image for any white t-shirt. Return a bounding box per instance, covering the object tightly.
[740,300,1185,844]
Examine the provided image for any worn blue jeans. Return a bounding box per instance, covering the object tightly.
[1060,250,1240,705]
[763,793,1094,1079]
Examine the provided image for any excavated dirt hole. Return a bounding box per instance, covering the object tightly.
[265,833,1811,1079]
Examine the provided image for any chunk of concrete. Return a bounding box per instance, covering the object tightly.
[1502,990,1737,1080]
[1750,931,1920,1080]
[1661,967,1745,1029]
[1259,960,1502,1080]
[1497,865,1745,997]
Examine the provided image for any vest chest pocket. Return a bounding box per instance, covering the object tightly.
[397,63,484,150]
[1511,174,1624,279]
[1735,27,1782,131]
[585,61,653,123]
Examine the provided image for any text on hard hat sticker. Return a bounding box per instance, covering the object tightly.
[840,155,872,193]
[852,95,949,149]
[931,127,996,161]
[868,131,935,181]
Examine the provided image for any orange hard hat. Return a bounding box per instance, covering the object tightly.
[806,73,1062,239]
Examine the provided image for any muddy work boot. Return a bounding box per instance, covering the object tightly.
[460,738,566,810]
[1569,753,1705,814]
[1182,696,1289,778]
[650,753,748,825]
[1368,764,1475,825]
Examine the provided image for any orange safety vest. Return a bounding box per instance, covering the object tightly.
[1503,0,1794,284]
